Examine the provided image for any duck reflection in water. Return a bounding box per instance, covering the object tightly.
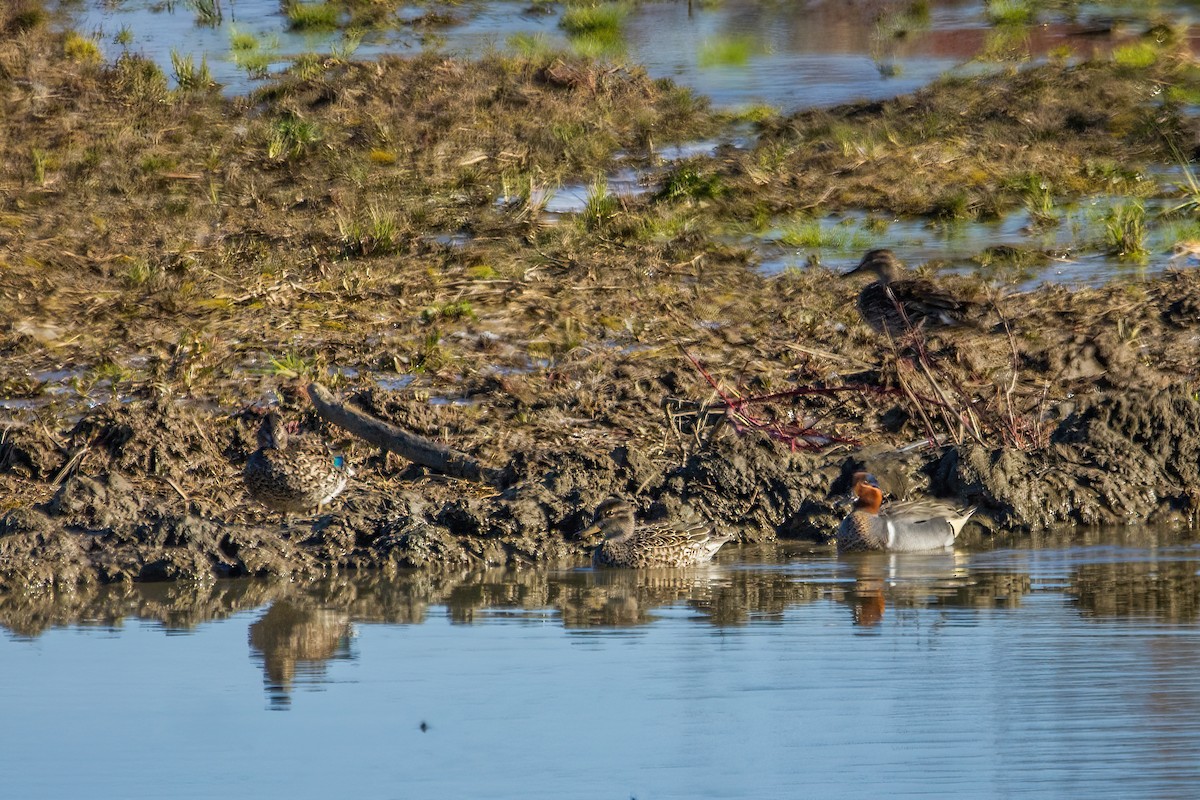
[248,601,353,709]
[850,566,887,628]
[557,568,728,629]
[837,551,1031,629]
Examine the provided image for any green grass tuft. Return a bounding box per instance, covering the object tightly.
[698,35,760,68]
[63,31,102,64]
[338,205,400,256]
[1113,42,1158,70]
[1104,201,1148,260]
[270,350,316,380]
[560,3,627,56]
[268,114,321,160]
[986,0,1034,26]
[508,32,556,59]
[30,148,49,186]
[422,301,477,323]
[657,166,725,203]
[229,26,258,52]
[466,265,498,280]
[776,220,871,251]
[230,28,279,78]
[581,176,619,231]
[186,0,223,27]
[560,3,627,36]
[236,50,275,78]
[723,103,778,125]
[285,1,339,32]
[7,4,47,32]
[123,259,159,289]
[170,50,214,91]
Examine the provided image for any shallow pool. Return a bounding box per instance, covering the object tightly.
[3,532,1198,798]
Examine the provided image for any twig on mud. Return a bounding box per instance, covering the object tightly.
[158,475,190,503]
[890,352,941,448]
[988,291,1049,450]
[881,287,976,445]
[681,349,862,451]
[51,444,89,487]
[999,306,1024,446]
[798,186,837,211]
[1033,382,1051,449]
[784,342,872,368]
[912,353,984,446]
[1007,311,1049,448]
[682,279,1050,453]
[306,382,504,487]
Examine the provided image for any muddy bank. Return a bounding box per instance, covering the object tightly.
[2,353,1199,591]
[2,13,1200,589]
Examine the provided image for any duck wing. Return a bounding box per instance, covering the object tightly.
[889,279,983,327]
[637,521,727,549]
[624,522,730,565]
[245,447,349,513]
[879,500,976,552]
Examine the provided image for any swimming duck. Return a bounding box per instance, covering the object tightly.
[244,411,350,517]
[842,249,983,336]
[579,497,733,568]
[837,472,975,553]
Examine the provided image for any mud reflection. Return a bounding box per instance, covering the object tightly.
[4,540,1195,642]
[3,534,1198,707]
[1071,560,1200,622]
[0,578,277,639]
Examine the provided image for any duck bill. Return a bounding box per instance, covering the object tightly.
[576,521,603,542]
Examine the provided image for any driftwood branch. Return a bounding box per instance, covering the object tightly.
[307,382,504,487]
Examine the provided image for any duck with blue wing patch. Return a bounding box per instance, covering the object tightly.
[244,411,350,518]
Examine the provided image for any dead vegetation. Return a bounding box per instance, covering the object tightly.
[2,9,1200,586]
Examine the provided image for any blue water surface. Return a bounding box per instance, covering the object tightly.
[3,539,1199,799]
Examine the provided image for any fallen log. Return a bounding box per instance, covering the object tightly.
[306,382,504,487]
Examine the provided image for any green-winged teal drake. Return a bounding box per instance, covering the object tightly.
[579,497,732,568]
[843,249,983,335]
[244,411,349,517]
[837,472,975,553]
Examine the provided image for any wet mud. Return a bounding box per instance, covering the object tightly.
[3,339,1199,591]
[2,8,1200,589]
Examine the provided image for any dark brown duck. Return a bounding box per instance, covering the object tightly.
[842,249,984,335]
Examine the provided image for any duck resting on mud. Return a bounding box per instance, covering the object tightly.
[837,472,976,553]
[244,411,350,518]
[842,249,985,335]
[578,497,733,568]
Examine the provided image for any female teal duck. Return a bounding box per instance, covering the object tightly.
[579,497,732,568]
[244,412,350,517]
[842,249,983,335]
[837,472,975,553]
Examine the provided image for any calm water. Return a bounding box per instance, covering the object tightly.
[67,0,966,105]
[752,198,1200,289]
[3,533,1199,798]
[65,0,1200,108]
